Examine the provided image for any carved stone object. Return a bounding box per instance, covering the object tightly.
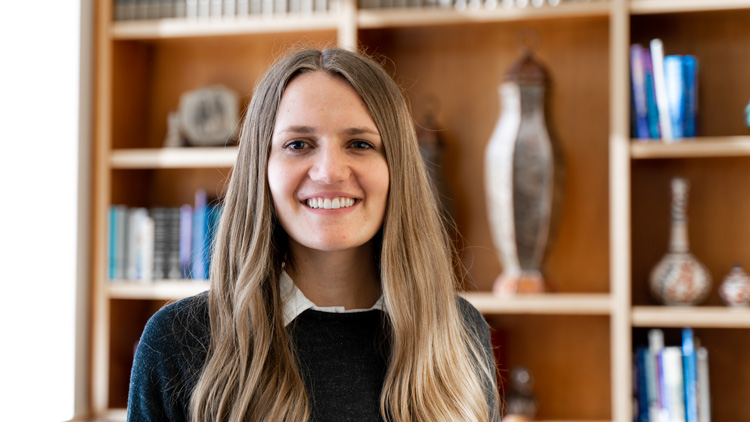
[649,178,711,306]
[178,85,239,146]
[485,48,562,295]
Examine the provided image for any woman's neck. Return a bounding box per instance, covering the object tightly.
[286,241,381,310]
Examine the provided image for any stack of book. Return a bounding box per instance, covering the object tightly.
[107,189,223,282]
[633,328,711,422]
[113,0,604,20]
[630,40,699,142]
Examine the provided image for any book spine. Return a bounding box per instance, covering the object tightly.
[650,38,673,141]
[210,0,223,16]
[642,50,661,139]
[166,208,182,279]
[236,0,249,15]
[179,204,193,279]
[186,0,199,17]
[682,328,698,422]
[662,347,687,422]
[275,0,288,14]
[151,207,168,280]
[108,206,117,279]
[191,190,208,280]
[696,347,711,422]
[140,213,155,282]
[635,347,650,422]
[648,328,668,422]
[159,0,174,17]
[223,0,237,16]
[630,44,650,140]
[115,206,128,280]
[313,0,327,12]
[174,0,187,17]
[262,0,274,15]
[665,55,685,140]
[682,55,698,138]
[198,0,211,17]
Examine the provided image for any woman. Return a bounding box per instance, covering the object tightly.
[128,47,500,422]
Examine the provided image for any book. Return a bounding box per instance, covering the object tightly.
[648,328,668,422]
[174,0,187,17]
[108,206,118,279]
[223,0,237,16]
[179,204,193,279]
[682,55,698,138]
[166,208,182,279]
[186,0,199,17]
[635,347,650,422]
[696,347,711,422]
[210,0,223,16]
[236,0,250,15]
[191,190,209,280]
[630,44,650,140]
[650,38,673,141]
[665,55,685,139]
[661,346,687,422]
[682,328,698,422]
[642,51,661,139]
[151,207,169,280]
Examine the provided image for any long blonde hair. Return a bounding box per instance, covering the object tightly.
[190,47,499,422]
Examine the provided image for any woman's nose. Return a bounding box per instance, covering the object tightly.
[309,145,350,184]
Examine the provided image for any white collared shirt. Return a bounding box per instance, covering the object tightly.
[280,271,385,327]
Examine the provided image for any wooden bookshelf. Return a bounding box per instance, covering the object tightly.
[89,1,750,421]
[110,147,238,168]
[630,136,750,159]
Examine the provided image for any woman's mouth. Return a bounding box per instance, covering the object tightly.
[305,197,356,210]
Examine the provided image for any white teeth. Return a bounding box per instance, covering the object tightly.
[306,197,356,209]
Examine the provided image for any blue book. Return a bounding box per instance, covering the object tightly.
[682,56,698,138]
[664,55,685,139]
[635,347,651,422]
[191,190,208,280]
[642,51,661,139]
[650,39,673,141]
[630,45,650,140]
[682,328,699,422]
[108,206,118,279]
[179,204,192,279]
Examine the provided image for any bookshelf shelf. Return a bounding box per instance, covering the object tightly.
[629,0,750,15]
[630,136,750,159]
[110,147,238,169]
[108,280,209,300]
[632,306,750,328]
[111,14,340,40]
[461,292,612,315]
[357,2,611,29]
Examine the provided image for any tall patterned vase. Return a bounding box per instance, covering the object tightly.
[649,178,711,305]
[485,50,562,295]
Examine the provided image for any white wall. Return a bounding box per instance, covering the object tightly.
[0,1,90,421]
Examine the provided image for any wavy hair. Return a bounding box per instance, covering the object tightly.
[190,47,498,422]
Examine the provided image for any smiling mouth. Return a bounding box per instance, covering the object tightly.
[306,197,356,210]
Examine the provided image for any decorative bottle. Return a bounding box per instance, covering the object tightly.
[485,48,563,295]
[649,177,711,306]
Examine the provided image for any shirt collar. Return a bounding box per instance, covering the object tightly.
[280,271,385,327]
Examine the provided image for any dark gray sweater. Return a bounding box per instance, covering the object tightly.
[127,292,498,421]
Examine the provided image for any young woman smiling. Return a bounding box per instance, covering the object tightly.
[128,47,500,422]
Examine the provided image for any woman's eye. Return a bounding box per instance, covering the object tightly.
[284,140,308,150]
[351,140,374,150]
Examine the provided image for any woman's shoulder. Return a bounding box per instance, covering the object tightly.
[140,291,211,353]
[455,293,488,330]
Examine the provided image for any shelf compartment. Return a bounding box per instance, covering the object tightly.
[110,147,238,168]
[108,280,209,300]
[110,14,340,40]
[358,2,611,29]
[630,137,750,159]
[630,0,750,15]
[461,292,612,315]
[632,305,750,328]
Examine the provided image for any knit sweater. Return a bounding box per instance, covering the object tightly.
[127,292,498,421]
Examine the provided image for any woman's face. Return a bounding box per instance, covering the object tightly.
[267,71,390,254]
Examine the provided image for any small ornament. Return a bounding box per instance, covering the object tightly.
[649,178,711,306]
[718,265,750,307]
[502,366,538,422]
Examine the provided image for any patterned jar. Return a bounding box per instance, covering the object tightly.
[718,265,750,307]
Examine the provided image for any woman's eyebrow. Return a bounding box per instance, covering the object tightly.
[342,127,379,136]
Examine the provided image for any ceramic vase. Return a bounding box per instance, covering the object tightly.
[718,265,750,307]
[649,178,711,305]
[485,50,562,295]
